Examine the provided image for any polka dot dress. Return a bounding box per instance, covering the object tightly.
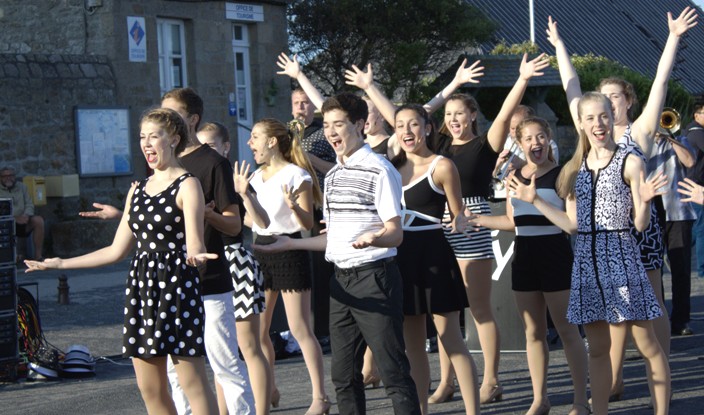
[122,173,206,359]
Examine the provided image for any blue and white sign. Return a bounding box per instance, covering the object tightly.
[127,16,147,62]
[226,3,264,22]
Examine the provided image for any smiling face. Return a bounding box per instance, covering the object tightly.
[140,121,178,170]
[517,121,551,166]
[395,108,430,154]
[197,129,229,157]
[599,83,630,126]
[578,96,614,149]
[323,109,365,161]
[444,99,474,139]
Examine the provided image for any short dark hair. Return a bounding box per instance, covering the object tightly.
[161,87,204,130]
[321,92,368,124]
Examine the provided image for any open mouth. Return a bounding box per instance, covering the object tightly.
[530,146,543,159]
[449,122,462,136]
[144,149,157,164]
[329,137,343,150]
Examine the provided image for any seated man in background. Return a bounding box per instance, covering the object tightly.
[0,166,44,261]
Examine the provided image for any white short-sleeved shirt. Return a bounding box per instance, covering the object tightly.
[323,144,403,268]
[250,163,312,235]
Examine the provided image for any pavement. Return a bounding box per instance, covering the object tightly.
[1,254,704,414]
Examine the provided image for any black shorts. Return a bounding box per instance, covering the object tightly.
[511,234,573,292]
[253,232,311,292]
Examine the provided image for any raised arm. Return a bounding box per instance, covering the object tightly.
[546,15,582,127]
[277,53,325,109]
[233,160,270,229]
[423,58,484,115]
[25,186,138,271]
[631,7,698,155]
[506,172,577,234]
[345,63,397,125]
[487,53,550,153]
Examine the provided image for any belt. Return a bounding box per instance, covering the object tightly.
[334,257,394,277]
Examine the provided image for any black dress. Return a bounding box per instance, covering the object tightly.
[123,173,206,358]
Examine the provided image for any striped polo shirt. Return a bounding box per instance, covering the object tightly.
[323,144,403,268]
[510,166,564,237]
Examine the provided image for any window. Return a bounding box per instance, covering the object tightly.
[232,24,254,164]
[157,19,188,95]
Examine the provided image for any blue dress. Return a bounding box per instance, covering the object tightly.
[567,148,662,324]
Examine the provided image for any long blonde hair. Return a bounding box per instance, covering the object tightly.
[254,118,323,207]
[556,92,614,199]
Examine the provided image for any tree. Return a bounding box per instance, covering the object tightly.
[287,0,497,102]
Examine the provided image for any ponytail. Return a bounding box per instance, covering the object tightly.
[286,119,323,207]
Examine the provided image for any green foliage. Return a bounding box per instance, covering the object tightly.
[287,0,497,102]
[490,40,539,55]
[547,54,694,125]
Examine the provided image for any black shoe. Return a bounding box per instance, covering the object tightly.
[671,324,694,336]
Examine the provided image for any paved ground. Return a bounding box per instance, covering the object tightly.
[1,255,704,414]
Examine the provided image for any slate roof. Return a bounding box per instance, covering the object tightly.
[466,0,704,95]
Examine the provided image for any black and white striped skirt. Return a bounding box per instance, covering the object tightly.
[224,243,265,319]
[442,196,495,260]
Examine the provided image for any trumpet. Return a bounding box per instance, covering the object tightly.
[659,107,681,135]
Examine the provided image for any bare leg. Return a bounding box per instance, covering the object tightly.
[171,355,219,415]
[132,356,178,415]
[607,321,628,399]
[403,314,430,414]
[433,312,479,415]
[629,321,670,415]
[583,321,612,415]
[544,291,589,414]
[647,268,670,356]
[430,337,456,400]
[514,291,550,414]
[361,347,380,386]
[237,314,272,415]
[281,290,329,413]
[214,379,228,415]
[260,289,280,406]
[459,258,501,399]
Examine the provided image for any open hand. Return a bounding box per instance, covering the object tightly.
[640,171,668,203]
[276,53,302,79]
[79,202,122,220]
[352,228,386,249]
[282,184,302,210]
[344,64,374,90]
[545,16,562,47]
[519,52,550,80]
[677,178,704,205]
[451,58,484,86]
[24,257,61,273]
[669,6,698,37]
[506,171,537,203]
[233,161,254,195]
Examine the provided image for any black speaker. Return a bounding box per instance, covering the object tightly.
[0,311,18,361]
[0,199,11,217]
[0,267,16,314]
[0,218,14,266]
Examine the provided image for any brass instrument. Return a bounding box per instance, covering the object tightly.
[659,107,681,135]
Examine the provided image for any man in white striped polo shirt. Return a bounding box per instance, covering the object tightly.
[254,93,420,415]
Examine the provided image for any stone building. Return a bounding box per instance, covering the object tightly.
[0,0,289,255]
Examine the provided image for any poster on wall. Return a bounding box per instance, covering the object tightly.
[127,16,147,62]
[74,107,133,177]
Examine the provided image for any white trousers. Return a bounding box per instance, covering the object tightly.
[168,291,254,414]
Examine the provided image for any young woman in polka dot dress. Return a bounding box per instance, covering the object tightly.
[25,108,218,415]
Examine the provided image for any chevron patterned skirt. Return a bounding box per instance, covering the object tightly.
[224,243,266,319]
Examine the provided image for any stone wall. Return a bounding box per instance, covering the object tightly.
[0,1,290,256]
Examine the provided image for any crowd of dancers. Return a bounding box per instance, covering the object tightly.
[23,6,702,415]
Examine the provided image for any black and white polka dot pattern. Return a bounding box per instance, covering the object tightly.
[122,173,206,359]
